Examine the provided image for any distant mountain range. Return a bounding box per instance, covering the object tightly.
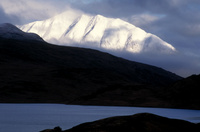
[19,11,176,54]
[0,23,184,108]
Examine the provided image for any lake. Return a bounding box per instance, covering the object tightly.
[0,104,200,132]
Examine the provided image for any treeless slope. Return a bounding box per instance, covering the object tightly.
[0,37,181,106]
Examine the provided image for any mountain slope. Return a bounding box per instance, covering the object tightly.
[71,74,200,109]
[0,24,182,106]
[165,74,200,109]
[0,23,43,41]
[19,11,175,54]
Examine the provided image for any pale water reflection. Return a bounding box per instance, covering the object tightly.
[0,104,200,132]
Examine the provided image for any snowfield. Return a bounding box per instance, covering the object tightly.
[19,11,175,54]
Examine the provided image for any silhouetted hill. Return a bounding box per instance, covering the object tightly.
[41,113,200,132]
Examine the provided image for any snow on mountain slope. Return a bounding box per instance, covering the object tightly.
[19,11,175,54]
[0,23,43,41]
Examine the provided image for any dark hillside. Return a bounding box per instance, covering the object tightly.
[165,74,200,109]
[41,113,200,132]
[0,37,181,105]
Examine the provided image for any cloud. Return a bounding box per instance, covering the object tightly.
[67,0,185,17]
[0,6,20,24]
[0,0,72,24]
[125,14,160,31]
[108,49,200,77]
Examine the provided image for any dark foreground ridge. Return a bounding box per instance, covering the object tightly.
[0,35,182,106]
[41,113,200,132]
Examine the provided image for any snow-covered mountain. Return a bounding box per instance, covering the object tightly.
[0,23,43,41]
[19,11,175,54]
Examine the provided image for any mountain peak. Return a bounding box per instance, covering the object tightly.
[0,23,44,42]
[19,11,176,54]
[95,14,105,19]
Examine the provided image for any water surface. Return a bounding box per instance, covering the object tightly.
[0,104,200,132]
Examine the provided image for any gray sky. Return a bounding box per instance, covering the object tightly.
[0,0,200,77]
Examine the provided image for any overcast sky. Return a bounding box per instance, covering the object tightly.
[0,0,200,77]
